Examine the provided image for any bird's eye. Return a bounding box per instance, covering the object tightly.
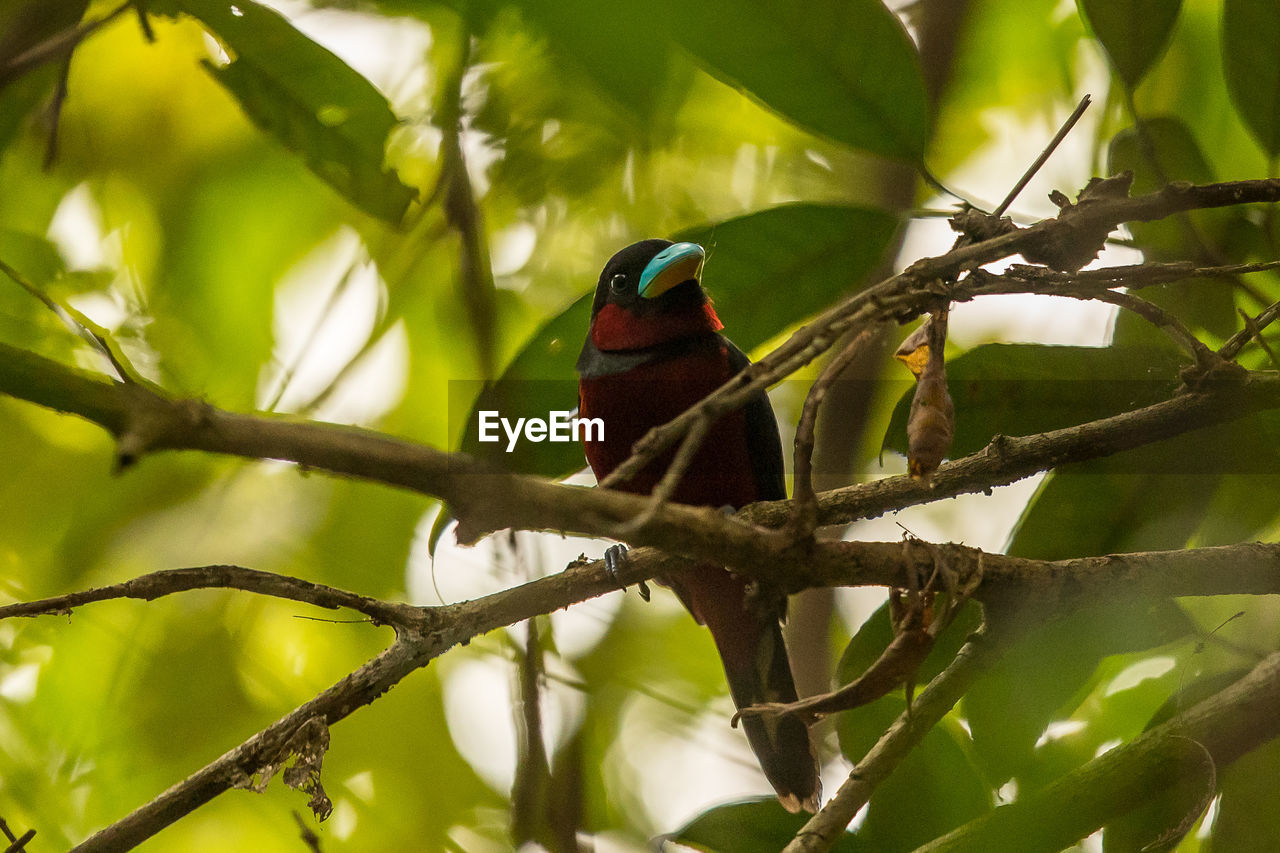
[609,273,628,293]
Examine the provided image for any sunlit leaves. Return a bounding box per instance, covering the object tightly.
[680,203,899,350]
[964,600,1195,784]
[511,0,930,161]
[1222,0,1280,158]
[666,0,931,161]
[510,0,680,124]
[156,0,415,223]
[1079,0,1183,89]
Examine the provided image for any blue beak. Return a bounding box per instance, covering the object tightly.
[638,242,705,299]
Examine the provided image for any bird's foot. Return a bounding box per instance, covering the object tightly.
[604,544,650,601]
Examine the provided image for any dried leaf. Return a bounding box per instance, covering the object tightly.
[241,716,334,821]
[907,310,954,481]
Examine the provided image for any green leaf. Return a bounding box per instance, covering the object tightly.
[0,229,65,287]
[669,0,930,160]
[1194,473,1280,545]
[1105,668,1252,851]
[453,293,588,478]
[882,343,1186,460]
[857,713,991,852]
[0,66,58,157]
[1079,0,1183,88]
[1222,0,1280,157]
[1006,408,1280,562]
[163,0,414,223]
[459,203,899,479]
[681,204,899,351]
[964,599,1195,784]
[1023,653,1187,792]
[673,799,867,852]
[509,0,680,122]
[1008,468,1216,561]
[511,0,930,160]
[1207,733,1280,850]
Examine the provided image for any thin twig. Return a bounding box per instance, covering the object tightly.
[436,24,497,379]
[264,260,365,413]
[132,2,155,42]
[1,1,132,82]
[0,256,140,383]
[615,414,713,535]
[511,616,550,845]
[993,94,1092,217]
[42,56,71,170]
[292,812,323,853]
[792,328,880,523]
[1234,307,1280,369]
[0,565,423,630]
[3,830,35,853]
[1086,288,1215,364]
[989,258,1280,290]
[1221,297,1280,361]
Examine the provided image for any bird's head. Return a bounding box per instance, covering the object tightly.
[587,239,723,351]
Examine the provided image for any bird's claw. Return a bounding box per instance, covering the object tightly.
[604,544,650,601]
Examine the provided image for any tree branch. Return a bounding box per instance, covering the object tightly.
[3,338,1280,580]
[0,565,423,629]
[69,638,432,852]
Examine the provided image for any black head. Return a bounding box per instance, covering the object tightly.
[591,239,707,316]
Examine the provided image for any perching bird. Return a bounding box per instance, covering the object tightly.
[576,239,820,812]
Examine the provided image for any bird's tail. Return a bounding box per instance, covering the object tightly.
[678,564,821,813]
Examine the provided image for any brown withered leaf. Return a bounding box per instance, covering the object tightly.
[242,716,334,821]
[907,309,954,482]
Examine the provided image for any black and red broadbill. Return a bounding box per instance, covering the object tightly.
[576,238,821,813]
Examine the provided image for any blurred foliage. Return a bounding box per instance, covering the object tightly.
[0,0,1278,850]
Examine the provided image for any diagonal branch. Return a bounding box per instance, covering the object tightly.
[783,622,1007,852]
[70,638,432,852]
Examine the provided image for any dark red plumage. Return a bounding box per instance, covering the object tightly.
[576,239,820,812]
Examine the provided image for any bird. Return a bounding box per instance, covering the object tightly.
[575,238,820,813]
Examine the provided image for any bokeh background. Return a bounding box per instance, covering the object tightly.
[1,0,1279,849]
